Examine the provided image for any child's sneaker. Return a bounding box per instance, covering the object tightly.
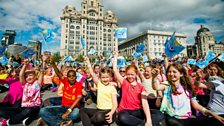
[37,118,46,126]
[0,119,7,126]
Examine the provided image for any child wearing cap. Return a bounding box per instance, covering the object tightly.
[0,55,47,126]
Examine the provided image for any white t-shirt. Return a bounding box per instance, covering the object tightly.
[207,80,224,115]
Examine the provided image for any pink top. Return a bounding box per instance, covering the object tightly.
[191,77,205,95]
[0,78,23,104]
[157,74,167,82]
[21,80,42,107]
[118,79,146,112]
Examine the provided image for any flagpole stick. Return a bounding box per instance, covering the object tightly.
[41,34,49,51]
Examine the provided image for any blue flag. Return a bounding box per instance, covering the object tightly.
[117,56,126,68]
[205,50,216,62]
[21,48,36,58]
[88,48,95,55]
[164,33,185,58]
[42,29,56,42]
[136,44,145,53]
[196,59,209,68]
[0,55,8,65]
[218,53,224,62]
[80,37,86,49]
[132,52,141,59]
[64,56,74,62]
[0,46,6,56]
[114,28,127,39]
[142,55,148,62]
[187,59,196,65]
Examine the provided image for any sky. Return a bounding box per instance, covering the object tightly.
[0,0,224,53]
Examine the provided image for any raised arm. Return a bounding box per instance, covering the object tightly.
[38,55,47,85]
[85,56,99,85]
[50,56,63,79]
[112,51,124,87]
[135,60,145,83]
[19,59,28,85]
[151,68,167,91]
[163,53,169,70]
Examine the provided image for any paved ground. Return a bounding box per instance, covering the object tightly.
[0,90,118,126]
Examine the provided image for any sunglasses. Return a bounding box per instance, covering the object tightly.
[119,70,126,73]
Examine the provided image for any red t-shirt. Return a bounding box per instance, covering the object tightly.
[60,78,82,107]
[118,79,146,112]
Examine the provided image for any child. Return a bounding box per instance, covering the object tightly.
[39,57,82,126]
[42,66,54,92]
[0,68,22,108]
[137,64,163,109]
[112,51,157,126]
[82,68,97,106]
[152,63,224,126]
[79,57,117,126]
[0,56,46,126]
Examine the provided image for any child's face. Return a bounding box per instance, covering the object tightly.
[119,68,126,77]
[126,68,137,83]
[100,73,112,85]
[209,66,218,76]
[62,70,68,77]
[167,66,182,83]
[86,70,92,79]
[94,66,100,74]
[25,72,36,84]
[144,67,152,79]
[67,71,76,85]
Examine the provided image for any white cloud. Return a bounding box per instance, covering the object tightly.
[0,0,223,50]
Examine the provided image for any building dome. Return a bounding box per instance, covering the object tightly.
[197,25,210,35]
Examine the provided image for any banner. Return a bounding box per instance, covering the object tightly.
[136,44,145,53]
[42,29,56,42]
[114,28,127,39]
[164,32,185,58]
[0,46,6,56]
[205,50,216,62]
[21,48,36,58]
[80,37,86,49]
[187,59,196,65]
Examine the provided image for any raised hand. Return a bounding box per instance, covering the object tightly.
[151,68,159,78]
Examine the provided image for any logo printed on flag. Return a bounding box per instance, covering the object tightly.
[196,59,209,68]
[42,29,56,42]
[80,37,86,49]
[187,59,196,65]
[164,32,185,58]
[0,55,8,65]
[136,44,145,53]
[88,48,95,55]
[0,46,6,56]
[142,55,148,62]
[114,28,127,39]
[21,48,36,58]
[64,56,74,62]
[117,56,126,68]
[205,50,216,62]
[132,52,141,59]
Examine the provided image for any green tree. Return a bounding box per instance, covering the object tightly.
[77,54,84,62]
[52,52,61,63]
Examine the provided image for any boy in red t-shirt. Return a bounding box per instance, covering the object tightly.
[38,57,82,126]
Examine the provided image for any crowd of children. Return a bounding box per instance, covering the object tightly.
[0,52,224,126]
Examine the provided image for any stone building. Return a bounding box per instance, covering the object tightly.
[60,0,118,57]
